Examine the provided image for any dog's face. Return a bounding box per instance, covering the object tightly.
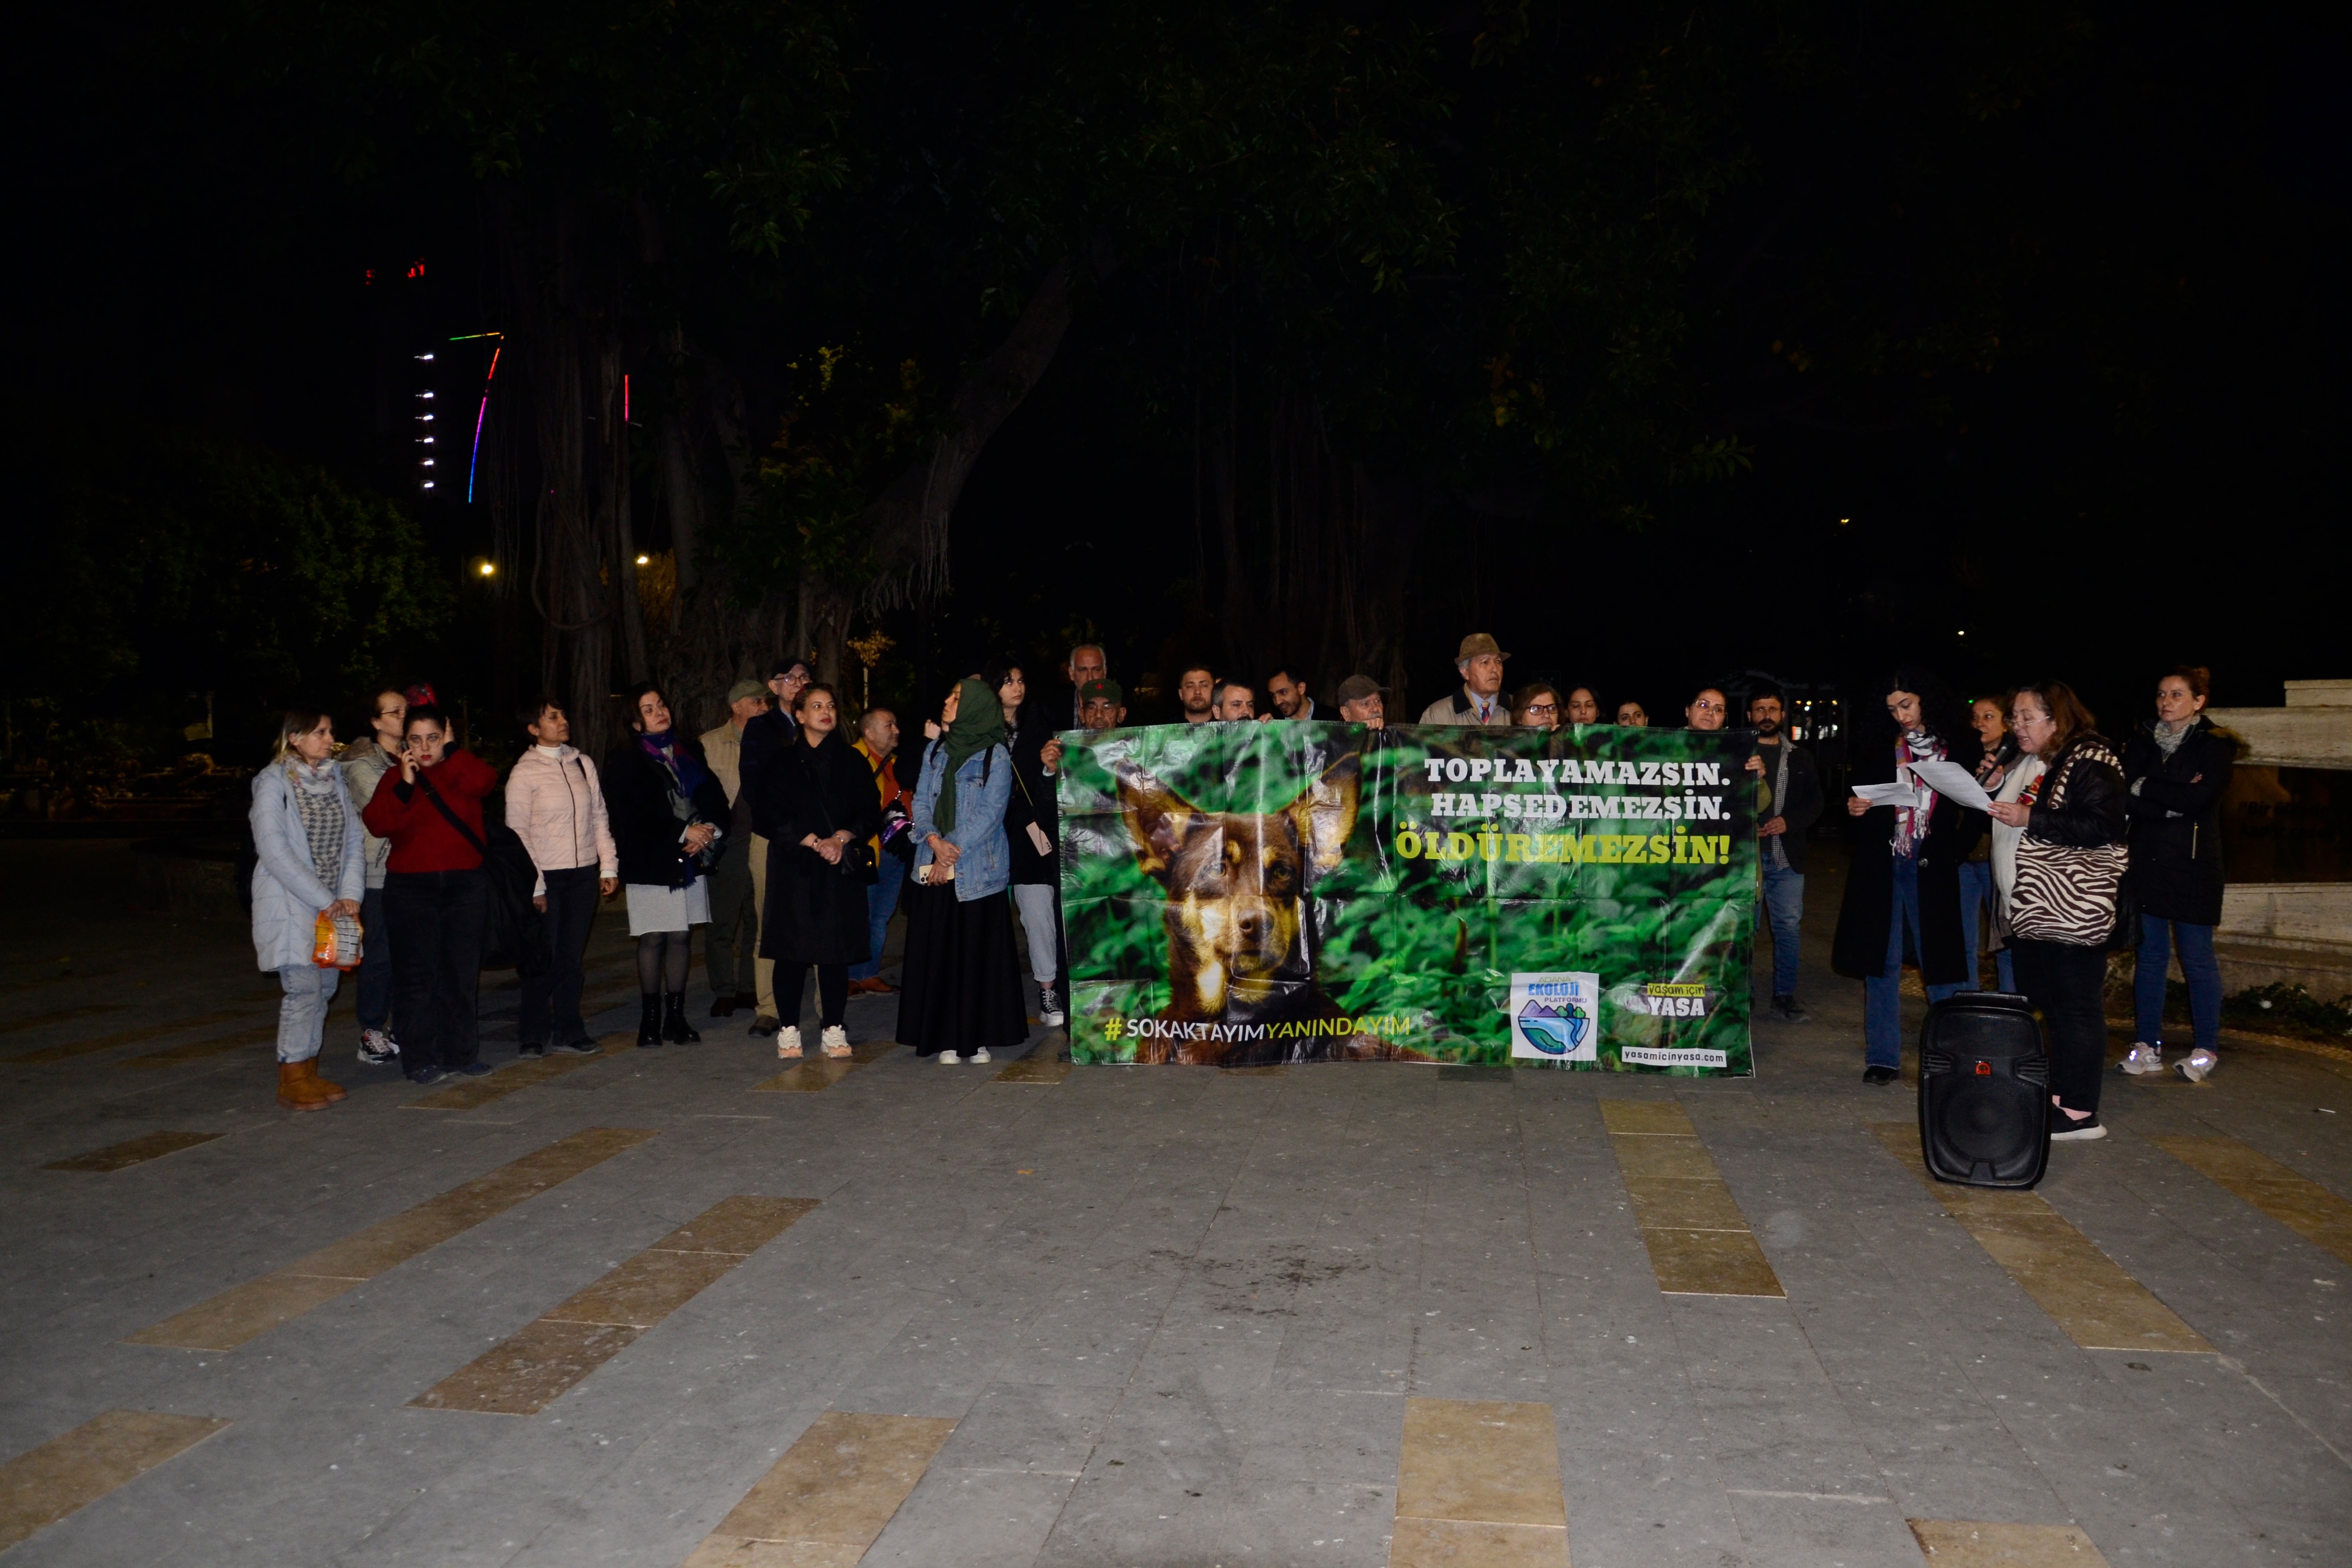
[1116,755,1359,1017]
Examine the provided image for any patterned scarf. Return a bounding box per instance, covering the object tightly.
[1891,727,1946,857]
[286,759,346,887]
[638,729,714,800]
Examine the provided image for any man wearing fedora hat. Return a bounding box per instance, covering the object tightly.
[1419,634,1514,725]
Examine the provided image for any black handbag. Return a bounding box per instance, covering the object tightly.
[414,768,547,977]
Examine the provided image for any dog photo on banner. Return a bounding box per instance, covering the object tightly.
[1056,720,1759,1073]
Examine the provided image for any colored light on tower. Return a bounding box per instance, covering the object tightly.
[467,346,501,504]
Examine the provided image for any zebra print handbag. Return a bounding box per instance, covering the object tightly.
[2007,739,2129,946]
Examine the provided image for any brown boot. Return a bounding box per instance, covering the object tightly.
[301,1058,348,1103]
[278,1062,331,1112]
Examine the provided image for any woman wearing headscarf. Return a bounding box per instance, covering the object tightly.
[251,707,365,1110]
[753,681,881,1060]
[602,682,729,1048]
[2118,666,2235,1083]
[1832,667,1986,1084]
[1989,681,2130,1140]
[899,676,1027,1064]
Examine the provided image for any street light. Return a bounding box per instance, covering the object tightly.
[635,554,650,566]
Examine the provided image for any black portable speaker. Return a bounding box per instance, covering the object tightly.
[1917,992,2050,1188]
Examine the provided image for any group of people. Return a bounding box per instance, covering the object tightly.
[1823,665,2232,1144]
[247,632,2232,1131]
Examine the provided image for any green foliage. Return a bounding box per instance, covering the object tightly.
[728,349,936,591]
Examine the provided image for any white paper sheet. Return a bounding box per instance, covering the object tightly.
[1908,757,1995,812]
[1851,781,1915,807]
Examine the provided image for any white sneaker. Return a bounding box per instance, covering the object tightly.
[971,1047,992,1064]
[820,1025,851,1060]
[777,1026,804,1060]
[2118,1043,2163,1076]
[2176,1048,2219,1083]
[938,1050,963,1065]
[1038,985,1067,1027]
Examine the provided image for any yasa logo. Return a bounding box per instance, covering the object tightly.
[1516,996,1590,1056]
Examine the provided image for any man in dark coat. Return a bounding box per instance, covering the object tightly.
[1831,668,1986,1083]
[1749,686,1823,1021]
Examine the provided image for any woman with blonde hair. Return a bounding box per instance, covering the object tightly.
[250,708,364,1110]
[1988,681,2129,1141]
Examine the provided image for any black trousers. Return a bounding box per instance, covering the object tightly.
[521,865,600,1048]
[780,963,849,1030]
[2010,937,2109,1116]
[384,868,487,1072]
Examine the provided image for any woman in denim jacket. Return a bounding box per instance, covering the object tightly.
[898,677,1028,1063]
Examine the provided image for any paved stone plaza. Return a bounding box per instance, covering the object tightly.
[1,841,2347,1566]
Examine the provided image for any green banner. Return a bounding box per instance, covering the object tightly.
[1058,722,1758,1073]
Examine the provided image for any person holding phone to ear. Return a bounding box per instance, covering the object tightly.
[360,704,500,1085]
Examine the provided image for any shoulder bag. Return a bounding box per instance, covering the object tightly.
[2007,746,2130,949]
[414,768,548,976]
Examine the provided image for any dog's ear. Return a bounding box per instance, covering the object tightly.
[1115,762,1199,883]
[1284,752,1361,877]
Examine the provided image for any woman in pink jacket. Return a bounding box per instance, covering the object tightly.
[505,697,620,1055]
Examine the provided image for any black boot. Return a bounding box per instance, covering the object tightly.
[636,993,664,1049]
[662,991,700,1044]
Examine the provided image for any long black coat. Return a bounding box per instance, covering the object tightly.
[753,730,883,966]
[2122,717,2234,926]
[602,735,730,889]
[1831,727,1987,985]
[1004,711,1061,887]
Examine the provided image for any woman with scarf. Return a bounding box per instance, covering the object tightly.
[899,676,1027,1063]
[1832,667,1986,1084]
[603,682,730,1048]
[1958,695,2021,993]
[251,708,365,1110]
[1989,681,2130,1139]
[2118,666,2235,1083]
[986,658,1070,1028]
[752,682,881,1060]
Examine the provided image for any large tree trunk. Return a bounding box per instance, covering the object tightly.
[862,257,1080,603]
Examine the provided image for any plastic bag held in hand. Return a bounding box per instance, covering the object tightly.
[312,910,363,969]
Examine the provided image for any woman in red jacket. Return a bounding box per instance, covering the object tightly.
[358,704,499,1085]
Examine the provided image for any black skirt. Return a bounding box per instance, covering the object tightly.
[896,881,1029,1056]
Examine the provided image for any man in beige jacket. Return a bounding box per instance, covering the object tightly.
[1417,633,1515,725]
[699,680,770,1018]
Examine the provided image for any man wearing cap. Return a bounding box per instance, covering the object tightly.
[1419,634,1513,725]
[737,655,812,1036]
[1334,675,1386,727]
[699,680,771,1017]
[1079,678,1128,731]
[1066,644,1109,727]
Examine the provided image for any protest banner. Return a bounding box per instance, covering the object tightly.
[1057,721,1758,1073]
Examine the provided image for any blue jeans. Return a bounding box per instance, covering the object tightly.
[847,854,906,980]
[357,886,394,1032]
[1865,854,1965,1068]
[1758,861,1804,997]
[2135,916,2222,1053]
[1956,860,2016,993]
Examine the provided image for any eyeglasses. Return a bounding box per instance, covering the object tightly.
[1526,703,1558,716]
